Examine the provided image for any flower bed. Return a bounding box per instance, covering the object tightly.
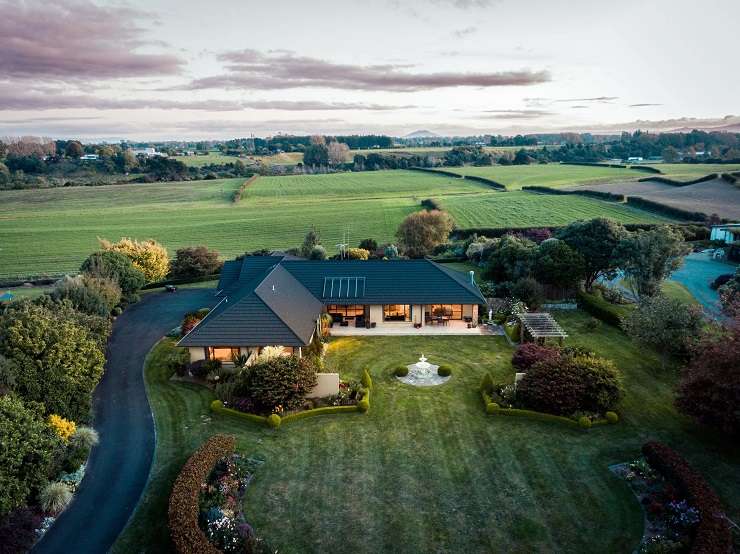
[169,434,236,554]
[612,443,732,554]
[198,452,270,553]
[211,386,370,429]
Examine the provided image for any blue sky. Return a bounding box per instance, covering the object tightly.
[1,0,738,139]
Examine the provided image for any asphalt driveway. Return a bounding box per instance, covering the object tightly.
[33,289,217,554]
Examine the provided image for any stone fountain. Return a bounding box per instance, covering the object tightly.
[396,354,450,387]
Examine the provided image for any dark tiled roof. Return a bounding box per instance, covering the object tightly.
[281,259,485,305]
[179,256,485,348]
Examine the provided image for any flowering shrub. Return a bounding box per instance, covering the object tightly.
[47,414,76,443]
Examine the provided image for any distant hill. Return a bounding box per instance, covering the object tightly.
[403,130,440,139]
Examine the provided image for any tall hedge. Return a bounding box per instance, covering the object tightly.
[642,442,732,554]
[625,196,707,222]
[522,185,625,202]
[168,434,236,554]
[637,173,718,186]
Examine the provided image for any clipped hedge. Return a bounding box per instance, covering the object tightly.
[168,434,236,554]
[638,173,718,186]
[461,174,507,191]
[629,165,663,174]
[503,321,520,343]
[479,372,613,430]
[642,441,732,554]
[142,272,221,290]
[625,196,707,222]
[408,166,464,178]
[210,388,371,428]
[231,175,259,203]
[720,172,737,184]
[561,162,628,169]
[361,368,373,389]
[577,290,630,328]
[522,185,625,202]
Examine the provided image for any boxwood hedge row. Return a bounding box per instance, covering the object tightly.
[168,434,235,554]
[522,185,625,202]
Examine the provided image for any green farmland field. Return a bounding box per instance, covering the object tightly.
[0,170,670,279]
[445,164,648,190]
[644,163,740,181]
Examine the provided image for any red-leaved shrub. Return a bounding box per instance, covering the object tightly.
[511,343,561,371]
[642,442,732,554]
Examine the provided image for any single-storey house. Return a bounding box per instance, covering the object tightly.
[178,255,486,365]
[710,223,740,245]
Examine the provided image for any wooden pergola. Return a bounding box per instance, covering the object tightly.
[518,312,568,345]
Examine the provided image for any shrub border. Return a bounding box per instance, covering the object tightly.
[479,374,615,430]
[210,387,370,428]
[168,434,235,554]
[522,185,625,202]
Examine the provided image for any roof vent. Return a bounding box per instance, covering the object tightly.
[469,271,475,285]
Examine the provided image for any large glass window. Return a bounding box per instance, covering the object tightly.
[383,304,410,321]
[428,304,463,319]
[207,347,240,361]
[326,304,365,318]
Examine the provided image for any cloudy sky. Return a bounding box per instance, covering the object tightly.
[1,0,738,140]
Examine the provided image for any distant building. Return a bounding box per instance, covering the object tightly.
[710,224,740,244]
[627,156,644,162]
[130,147,167,158]
[79,154,99,161]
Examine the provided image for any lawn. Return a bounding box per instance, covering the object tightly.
[114,310,740,554]
[445,164,648,190]
[0,170,670,279]
[173,152,304,167]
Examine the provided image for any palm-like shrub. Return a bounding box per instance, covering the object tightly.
[40,482,72,514]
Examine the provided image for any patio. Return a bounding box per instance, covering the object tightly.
[330,320,501,336]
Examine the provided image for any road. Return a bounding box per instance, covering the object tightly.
[33,289,216,554]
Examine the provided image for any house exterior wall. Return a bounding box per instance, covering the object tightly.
[188,347,206,363]
[369,305,384,325]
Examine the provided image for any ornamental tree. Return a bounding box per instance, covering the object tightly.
[99,237,169,283]
[615,225,690,299]
[395,210,454,258]
[556,218,627,291]
[0,396,61,516]
[622,295,704,370]
[51,274,121,316]
[483,234,536,282]
[80,250,146,303]
[533,238,585,289]
[0,300,106,421]
[169,245,223,280]
[675,320,740,437]
[237,355,318,414]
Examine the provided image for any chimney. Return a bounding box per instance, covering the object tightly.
[469,271,475,285]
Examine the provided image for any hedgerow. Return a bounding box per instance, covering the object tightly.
[577,289,629,328]
[637,173,718,186]
[231,175,258,203]
[168,434,235,554]
[625,196,708,221]
[642,441,732,554]
[522,185,625,202]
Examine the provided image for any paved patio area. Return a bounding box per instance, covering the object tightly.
[330,320,502,336]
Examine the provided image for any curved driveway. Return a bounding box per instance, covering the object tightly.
[33,289,217,554]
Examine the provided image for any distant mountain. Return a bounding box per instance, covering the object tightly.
[403,130,440,139]
[669,122,740,133]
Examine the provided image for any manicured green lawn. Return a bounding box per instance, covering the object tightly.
[0,170,670,279]
[660,280,699,305]
[114,310,740,554]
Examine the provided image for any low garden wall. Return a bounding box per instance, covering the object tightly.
[642,442,733,554]
[168,434,236,554]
